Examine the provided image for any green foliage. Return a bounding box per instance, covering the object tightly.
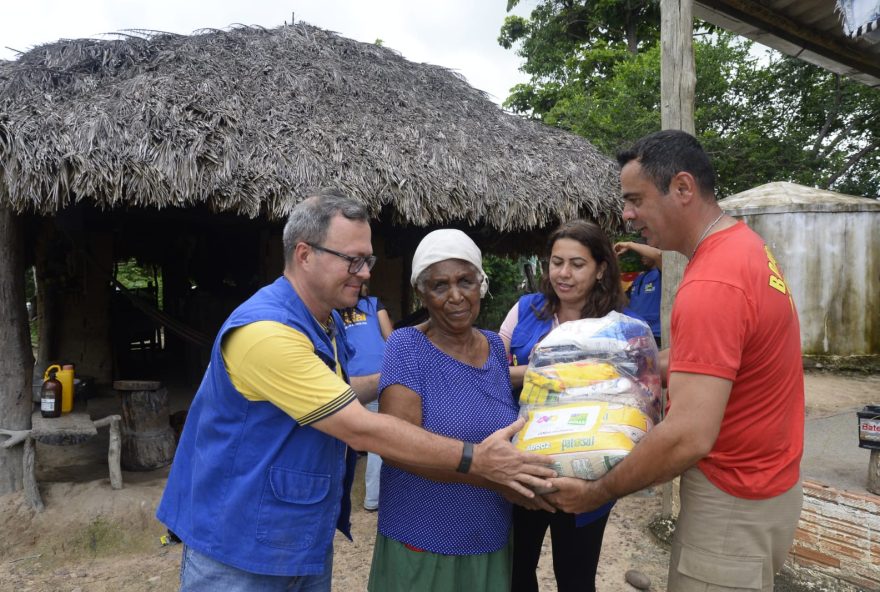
[501,1,880,197]
[477,254,528,332]
[612,232,645,273]
[116,258,163,308]
[24,267,37,348]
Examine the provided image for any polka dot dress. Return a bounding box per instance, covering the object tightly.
[377,327,519,555]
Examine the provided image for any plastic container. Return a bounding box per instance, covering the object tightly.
[513,311,661,484]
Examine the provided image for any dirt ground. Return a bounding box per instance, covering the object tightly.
[1,371,878,592]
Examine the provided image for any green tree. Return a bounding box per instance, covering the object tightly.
[501,1,880,197]
[477,254,527,332]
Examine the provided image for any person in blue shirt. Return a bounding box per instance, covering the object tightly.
[615,240,663,346]
[340,284,393,512]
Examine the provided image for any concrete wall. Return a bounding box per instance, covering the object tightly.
[728,210,880,356]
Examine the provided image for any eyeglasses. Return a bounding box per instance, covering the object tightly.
[306,243,377,274]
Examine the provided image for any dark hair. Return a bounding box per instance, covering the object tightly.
[537,220,625,320]
[616,130,716,198]
[282,189,369,262]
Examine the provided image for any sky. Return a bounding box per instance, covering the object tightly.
[0,0,536,105]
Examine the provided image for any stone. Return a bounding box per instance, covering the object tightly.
[625,569,652,590]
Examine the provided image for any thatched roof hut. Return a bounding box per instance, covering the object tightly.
[0,23,620,230]
[0,23,622,387]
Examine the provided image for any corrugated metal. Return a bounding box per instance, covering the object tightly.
[694,0,880,87]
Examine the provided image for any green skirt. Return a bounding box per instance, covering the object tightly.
[367,532,512,592]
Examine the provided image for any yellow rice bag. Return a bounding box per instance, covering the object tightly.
[514,401,652,480]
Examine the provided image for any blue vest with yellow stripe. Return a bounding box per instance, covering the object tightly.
[156,276,357,576]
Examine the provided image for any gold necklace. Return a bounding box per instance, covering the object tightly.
[691,212,725,258]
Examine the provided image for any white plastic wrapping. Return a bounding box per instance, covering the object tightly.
[513,311,661,481]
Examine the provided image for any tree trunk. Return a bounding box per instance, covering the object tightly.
[626,18,639,54]
[0,207,35,496]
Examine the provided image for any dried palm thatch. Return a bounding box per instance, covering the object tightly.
[0,24,621,231]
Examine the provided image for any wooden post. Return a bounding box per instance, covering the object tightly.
[33,219,58,392]
[868,449,880,495]
[23,436,44,512]
[659,0,696,520]
[94,415,123,490]
[0,207,35,497]
[661,0,696,135]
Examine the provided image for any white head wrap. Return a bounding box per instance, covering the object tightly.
[410,229,489,298]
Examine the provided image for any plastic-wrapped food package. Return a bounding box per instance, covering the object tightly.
[513,311,661,481]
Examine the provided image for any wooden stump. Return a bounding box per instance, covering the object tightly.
[114,381,176,471]
[23,436,44,512]
[94,415,123,490]
[868,449,880,495]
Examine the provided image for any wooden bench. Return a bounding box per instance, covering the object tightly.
[1,410,122,511]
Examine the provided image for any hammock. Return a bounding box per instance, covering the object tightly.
[111,277,214,349]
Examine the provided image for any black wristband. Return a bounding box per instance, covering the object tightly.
[456,441,474,474]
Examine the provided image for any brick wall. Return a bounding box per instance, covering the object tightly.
[791,480,880,590]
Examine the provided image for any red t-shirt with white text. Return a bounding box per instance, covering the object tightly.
[669,221,804,499]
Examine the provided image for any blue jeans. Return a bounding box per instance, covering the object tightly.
[364,400,382,510]
[180,544,333,592]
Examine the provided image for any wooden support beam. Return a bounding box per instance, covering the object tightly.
[0,429,31,449]
[94,415,123,490]
[661,0,696,134]
[659,0,696,520]
[22,436,44,512]
[0,206,34,497]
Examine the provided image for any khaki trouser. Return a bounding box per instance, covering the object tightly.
[667,467,803,592]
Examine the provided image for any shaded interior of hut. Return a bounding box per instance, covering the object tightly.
[24,202,548,398]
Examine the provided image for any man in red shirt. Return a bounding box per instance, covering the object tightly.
[546,130,804,591]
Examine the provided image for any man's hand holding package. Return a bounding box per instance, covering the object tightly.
[544,476,613,514]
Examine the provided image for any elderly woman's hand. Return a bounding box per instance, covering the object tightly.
[471,417,556,498]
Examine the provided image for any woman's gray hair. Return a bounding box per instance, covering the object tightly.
[282,189,369,262]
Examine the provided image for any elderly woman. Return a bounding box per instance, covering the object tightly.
[367,229,545,592]
[500,219,626,592]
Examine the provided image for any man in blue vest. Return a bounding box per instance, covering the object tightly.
[157,190,554,592]
[614,239,663,346]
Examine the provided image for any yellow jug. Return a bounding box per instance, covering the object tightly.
[44,364,74,413]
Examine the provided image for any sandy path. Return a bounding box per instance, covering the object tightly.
[0,370,875,591]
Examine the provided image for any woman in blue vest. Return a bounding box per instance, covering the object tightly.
[498,220,626,592]
[340,283,393,512]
